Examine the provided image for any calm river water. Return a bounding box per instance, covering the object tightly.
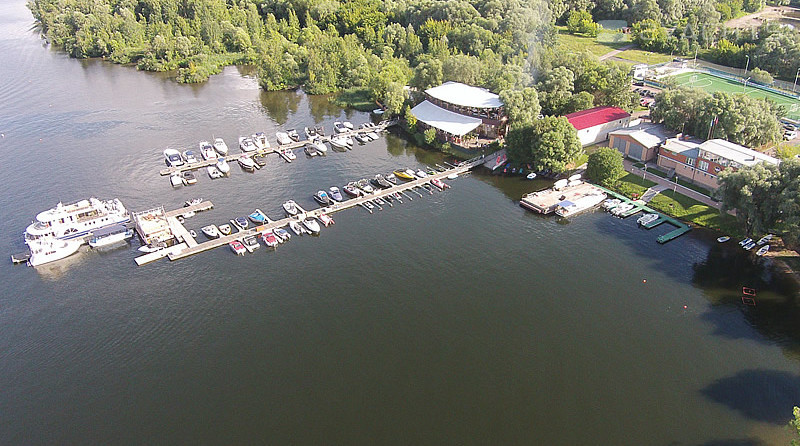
[2,1,800,444]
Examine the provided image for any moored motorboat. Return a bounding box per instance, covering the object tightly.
[181,170,197,185]
[242,235,261,252]
[313,139,328,154]
[234,216,249,230]
[88,224,133,248]
[526,172,537,180]
[356,179,375,194]
[430,178,449,190]
[287,129,300,141]
[185,198,203,207]
[283,200,300,216]
[274,227,291,241]
[366,131,379,140]
[164,148,184,167]
[717,236,730,243]
[329,136,349,150]
[610,202,634,216]
[216,158,230,175]
[318,213,334,227]
[739,237,752,246]
[207,165,223,179]
[252,132,269,150]
[333,121,347,133]
[602,198,621,210]
[304,126,317,139]
[343,182,361,197]
[415,169,428,178]
[329,186,344,202]
[314,190,333,206]
[238,155,256,172]
[170,173,183,187]
[637,213,660,225]
[304,143,319,157]
[213,137,229,156]
[239,136,257,152]
[229,240,247,255]
[282,148,297,160]
[386,173,398,184]
[555,192,607,218]
[219,224,232,235]
[743,240,757,250]
[276,131,291,145]
[343,121,354,130]
[199,141,217,160]
[260,231,279,247]
[373,174,393,189]
[248,209,269,224]
[303,218,321,234]
[354,133,370,144]
[393,169,414,180]
[182,149,199,164]
[252,153,268,168]
[405,168,418,179]
[289,220,305,235]
[201,225,221,238]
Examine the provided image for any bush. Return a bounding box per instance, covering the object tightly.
[749,67,773,85]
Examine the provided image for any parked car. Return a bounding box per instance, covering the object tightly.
[784,130,798,140]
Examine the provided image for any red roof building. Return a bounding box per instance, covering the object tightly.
[565,106,631,146]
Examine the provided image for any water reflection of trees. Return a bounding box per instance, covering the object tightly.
[259,90,301,125]
[307,93,341,123]
[693,245,800,353]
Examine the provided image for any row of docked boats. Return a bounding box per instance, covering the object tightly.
[600,198,635,217]
[737,234,773,256]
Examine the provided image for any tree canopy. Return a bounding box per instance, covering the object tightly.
[586,147,625,187]
[506,116,582,172]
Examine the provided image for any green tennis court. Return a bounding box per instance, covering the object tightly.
[667,71,800,121]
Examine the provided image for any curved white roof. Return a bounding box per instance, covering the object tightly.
[410,101,482,136]
[425,82,503,109]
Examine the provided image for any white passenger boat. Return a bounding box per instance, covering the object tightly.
[276,132,292,145]
[610,202,634,216]
[283,200,300,216]
[182,149,199,164]
[88,224,133,248]
[260,231,279,248]
[333,121,347,133]
[329,186,344,201]
[25,197,129,266]
[238,155,256,172]
[303,218,321,234]
[213,137,229,156]
[343,121,354,130]
[207,165,223,179]
[637,213,660,225]
[170,173,183,187]
[289,220,305,235]
[181,171,197,185]
[274,227,291,242]
[242,235,260,252]
[328,136,349,150]
[252,132,270,150]
[201,225,221,238]
[216,158,230,175]
[555,192,607,218]
[199,141,217,160]
[313,139,328,154]
[287,129,300,141]
[239,136,257,152]
[282,148,296,160]
[164,148,184,167]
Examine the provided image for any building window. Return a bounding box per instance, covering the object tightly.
[687,158,695,166]
[698,160,709,171]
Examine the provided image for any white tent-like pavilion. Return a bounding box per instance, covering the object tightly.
[425,82,503,109]
[410,100,483,136]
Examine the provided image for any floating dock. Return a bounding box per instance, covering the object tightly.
[596,186,691,244]
[520,183,605,214]
[158,120,397,177]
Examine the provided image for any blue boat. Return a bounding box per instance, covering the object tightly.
[248,209,269,224]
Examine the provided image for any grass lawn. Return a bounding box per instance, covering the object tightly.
[648,190,740,234]
[615,49,673,65]
[612,173,656,199]
[333,87,375,111]
[555,27,627,57]
[666,71,800,121]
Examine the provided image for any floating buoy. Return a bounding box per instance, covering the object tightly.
[642,279,647,283]
[683,305,688,309]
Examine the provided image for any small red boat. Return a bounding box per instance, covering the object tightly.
[430,178,449,190]
[318,213,335,227]
[260,231,279,248]
[229,240,247,255]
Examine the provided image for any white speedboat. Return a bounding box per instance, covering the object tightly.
[216,158,230,175]
[313,139,328,154]
[283,200,300,216]
[207,165,223,179]
[201,225,221,238]
[219,224,232,235]
[239,136,257,152]
[333,121,347,133]
[170,173,183,187]
[181,170,197,185]
[416,169,428,178]
[182,149,199,164]
[88,224,133,248]
[602,198,621,210]
[329,186,344,202]
[282,148,296,160]
[343,121,354,130]
[164,148,184,167]
[276,131,292,145]
[329,136,349,150]
[213,137,229,156]
[25,197,129,266]
[252,132,269,150]
[199,141,217,160]
[304,126,317,139]
[637,213,660,225]
[366,131,379,140]
[289,220,305,235]
[242,235,260,252]
[303,218,321,234]
[287,129,300,141]
[274,227,291,242]
[238,155,256,172]
[229,240,247,255]
[555,192,607,218]
[611,202,634,216]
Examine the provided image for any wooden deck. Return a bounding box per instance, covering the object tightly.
[165,164,472,262]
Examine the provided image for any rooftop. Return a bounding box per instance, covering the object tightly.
[565,106,630,131]
[610,123,676,148]
[700,139,779,167]
[662,136,702,158]
[424,81,503,109]
[410,100,483,136]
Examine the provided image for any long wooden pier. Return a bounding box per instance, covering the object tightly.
[597,186,691,243]
[158,120,397,177]
[164,164,472,262]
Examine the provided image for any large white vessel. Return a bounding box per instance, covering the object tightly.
[25,198,129,266]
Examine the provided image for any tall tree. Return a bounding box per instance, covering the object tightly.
[500,87,541,129]
[506,116,581,172]
[586,147,625,187]
[717,162,784,235]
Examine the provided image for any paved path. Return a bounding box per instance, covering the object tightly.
[599,43,635,61]
[640,184,669,203]
[623,160,725,209]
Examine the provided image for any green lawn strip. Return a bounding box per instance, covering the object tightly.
[615,49,674,65]
[648,192,740,234]
[555,27,624,57]
[611,173,656,199]
[333,87,375,111]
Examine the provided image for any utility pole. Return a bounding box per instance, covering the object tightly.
[744,54,750,78]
